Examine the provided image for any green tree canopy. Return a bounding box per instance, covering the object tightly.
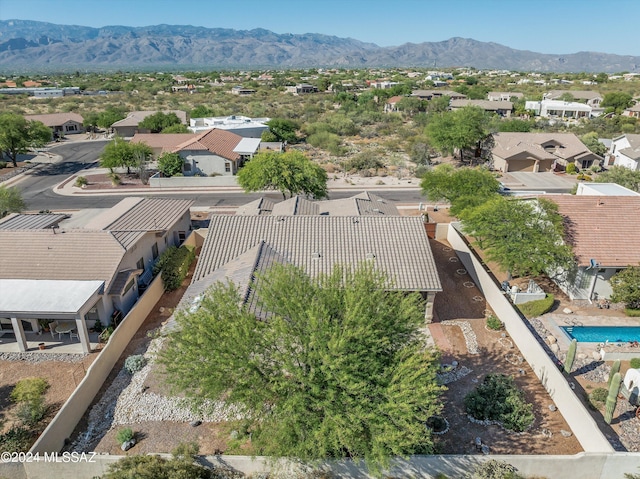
[601,92,634,114]
[97,107,126,129]
[161,264,444,470]
[103,447,215,479]
[190,105,216,118]
[161,123,190,133]
[265,118,299,143]
[462,197,574,279]
[0,113,51,167]
[425,106,490,162]
[610,265,640,310]
[100,137,152,174]
[0,185,25,218]
[139,112,182,133]
[237,150,328,199]
[157,152,184,177]
[420,164,500,216]
[581,132,607,156]
[595,165,640,192]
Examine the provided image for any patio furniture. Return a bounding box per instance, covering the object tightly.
[55,321,76,340]
[49,321,59,339]
[69,330,79,341]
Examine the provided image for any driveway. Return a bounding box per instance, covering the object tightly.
[502,172,578,191]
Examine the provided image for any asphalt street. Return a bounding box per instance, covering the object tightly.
[15,141,427,211]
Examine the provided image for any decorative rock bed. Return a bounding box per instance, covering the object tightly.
[0,352,88,363]
[71,335,242,452]
[437,365,473,385]
[441,320,479,354]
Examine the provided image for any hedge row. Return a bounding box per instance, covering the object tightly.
[154,245,196,291]
[517,293,555,318]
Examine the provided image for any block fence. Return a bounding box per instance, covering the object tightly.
[7,452,640,479]
[446,223,612,453]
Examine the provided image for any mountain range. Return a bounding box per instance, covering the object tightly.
[0,19,639,73]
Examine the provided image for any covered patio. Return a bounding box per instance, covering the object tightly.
[0,279,105,354]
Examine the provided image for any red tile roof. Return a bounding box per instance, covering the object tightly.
[549,195,640,267]
[173,128,242,160]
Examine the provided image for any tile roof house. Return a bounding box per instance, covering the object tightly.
[622,103,640,119]
[189,209,441,321]
[172,128,257,176]
[131,129,261,176]
[24,112,84,137]
[487,92,524,101]
[411,89,467,101]
[237,192,399,217]
[384,96,405,113]
[548,195,640,300]
[450,99,513,117]
[492,132,602,172]
[110,110,188,137]
[0,198,192,353]
[609,134,640,171]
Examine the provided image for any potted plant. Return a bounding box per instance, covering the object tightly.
[38,319,53,333]
[38,343,46,350]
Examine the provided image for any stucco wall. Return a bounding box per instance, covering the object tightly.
[446,223,613,453]
[149,174,239,188]
[7,452,640,479]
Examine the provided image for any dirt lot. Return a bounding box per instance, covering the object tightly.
[0,354,97,446]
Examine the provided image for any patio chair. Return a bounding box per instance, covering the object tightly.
[49,321,59,339]
[69,329,79,341]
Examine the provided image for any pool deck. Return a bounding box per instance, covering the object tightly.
[540,312,640,361]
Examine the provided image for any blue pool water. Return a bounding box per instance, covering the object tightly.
[561,326,640,343]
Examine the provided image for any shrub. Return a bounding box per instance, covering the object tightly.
[0,161,7,169]
[464,374,534,432]
[517,294,554,318]
[471,459,524,479]
[124,354,147,375]
[157,152,183,177]
[344,152,384,172]
[625,308,640,317]
[577,173,593,181]
[565,163,577,174]
[11,377,48,405]
[74,176,88,187]
[414,164,430,178]
[116,427,135,444]
[16,399,47,426]
[154,245,196,291]
[589,387,608,409]
[630,358,640,369]
[0,426,32,453]
[486,315,503,331]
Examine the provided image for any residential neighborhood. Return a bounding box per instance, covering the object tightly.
[2,61,640,479]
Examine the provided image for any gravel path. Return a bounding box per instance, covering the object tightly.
[71,334,240,452]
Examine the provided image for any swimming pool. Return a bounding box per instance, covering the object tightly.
[561,326,640,343]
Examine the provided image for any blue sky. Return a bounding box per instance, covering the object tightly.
[1,0,638,56]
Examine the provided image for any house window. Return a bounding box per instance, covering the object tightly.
[183,163,192,172]
[152,243,159,259]
[225,163,231,173]
[136,258,144,270]
[178,231,186,243]
[123,278,135,295]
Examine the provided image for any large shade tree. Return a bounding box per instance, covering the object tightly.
[596,165,640,192]
[462,197,574,280]
[426,106,490,162]
[100,137,152,174]
[0,113,52,167]
[610,265,640,310]
[138,111,182,133]
[161,264,444,470]
[237,150,328,199]
[420,164,501,216]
